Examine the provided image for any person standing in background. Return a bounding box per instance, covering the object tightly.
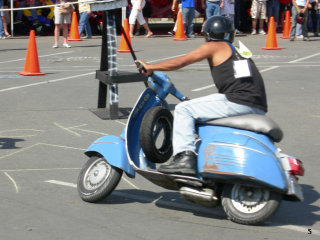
[250,0,267,35]
[129,0,153,38]
[308,0,319,36]
[0,0,5,39]
[135,0,152,36]
[53,0,74,48]
[204,0,225,18]
[221,0,235,23]
[172,0,197,38]
[0,0,10,38]
[279,0,291,31]
[78,0,92,39]
[290,0,310,41]
[267,0,280,32]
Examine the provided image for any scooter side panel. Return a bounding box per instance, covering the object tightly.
[197,125,287,191]
[85,135,135,177]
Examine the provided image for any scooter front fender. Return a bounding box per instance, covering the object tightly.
[85,135,135,177]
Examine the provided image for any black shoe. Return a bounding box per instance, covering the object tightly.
[158,151,196,176]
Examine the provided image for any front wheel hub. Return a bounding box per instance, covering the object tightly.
[231,185,270,213]
[83,159,111,190]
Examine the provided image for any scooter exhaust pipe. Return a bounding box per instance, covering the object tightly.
[179,187,219,207]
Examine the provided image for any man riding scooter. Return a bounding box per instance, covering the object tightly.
[137,16,267,176]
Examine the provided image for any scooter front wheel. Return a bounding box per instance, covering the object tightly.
[77,156,123,203]
[221,184,282,225]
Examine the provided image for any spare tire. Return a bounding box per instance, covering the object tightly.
[139,106,173,163]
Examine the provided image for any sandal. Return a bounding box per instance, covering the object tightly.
[5,34,11,38]
[145,32,153,38]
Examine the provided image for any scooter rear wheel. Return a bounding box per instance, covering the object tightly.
[77,156,122,203]
[221,184,282,225]
[140,106,173,163]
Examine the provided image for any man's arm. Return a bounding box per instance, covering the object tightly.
[172,0,178,11]
[136,42,230,76]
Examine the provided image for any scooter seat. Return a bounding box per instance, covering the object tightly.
[198,114,283,142]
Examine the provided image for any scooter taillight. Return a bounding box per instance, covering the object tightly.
[288,157,304,176]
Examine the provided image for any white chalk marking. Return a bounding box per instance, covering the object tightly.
[122,177,140,190]
[115,120,127,126]
[0,52,73,64]
[39,143,86,151]
[0,143,41,160]
[260,66,280,72]
[0,72,95,93]
[45,180,77,188]
[0,129,44,138]
[54,122,82,137]
[289,52,320,63]
[0,142,85,160]
[1,168,80,172]
[69,125,109,136]
[4,172,19,193]
[192,84,215,92]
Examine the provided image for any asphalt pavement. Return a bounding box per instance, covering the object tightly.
[0,31,320,240]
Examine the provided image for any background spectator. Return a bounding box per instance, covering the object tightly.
[204,0,224,18]
[0,0,10,38]
[251,0,267,35]
[78,0,92,39]
[172,0,196,38]
[135,0,152,36]
[53,0,74,48]
[279,0,291,31]
[267,0,280,31]
[290,0,310,41]
[308,0,318,36]
[129,0,153,38]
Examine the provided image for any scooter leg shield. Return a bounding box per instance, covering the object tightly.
[85,135,135,177]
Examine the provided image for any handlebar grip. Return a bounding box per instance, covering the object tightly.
[135,61,146,74]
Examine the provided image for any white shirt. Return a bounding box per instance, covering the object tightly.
[295,0,308,6]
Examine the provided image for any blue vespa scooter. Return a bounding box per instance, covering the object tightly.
[77,71,304,225]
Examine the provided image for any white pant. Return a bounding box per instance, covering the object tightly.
[129,0,146,25]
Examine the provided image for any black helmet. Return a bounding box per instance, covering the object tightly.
[203,16,235,43]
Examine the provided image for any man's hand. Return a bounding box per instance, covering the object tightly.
[135,60,153,76]
[220,1,225,9]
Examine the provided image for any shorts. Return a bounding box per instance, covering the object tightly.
[54,6,71,24]
[251,0,267,19]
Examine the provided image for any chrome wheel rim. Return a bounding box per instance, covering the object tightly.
[231,184,270,214]
[83,158,111,191]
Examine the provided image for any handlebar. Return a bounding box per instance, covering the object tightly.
[148,72,189,102]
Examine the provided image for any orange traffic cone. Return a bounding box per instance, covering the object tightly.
[280,10,291,39]
[117,18,135,53]
[262,17,281,50]
[68,11,82,41]
[173,11,187,41]
[19,30,45,76]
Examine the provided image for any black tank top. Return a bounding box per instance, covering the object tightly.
[209,44,268,112]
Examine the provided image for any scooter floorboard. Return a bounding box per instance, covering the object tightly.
[136,168,204,191]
